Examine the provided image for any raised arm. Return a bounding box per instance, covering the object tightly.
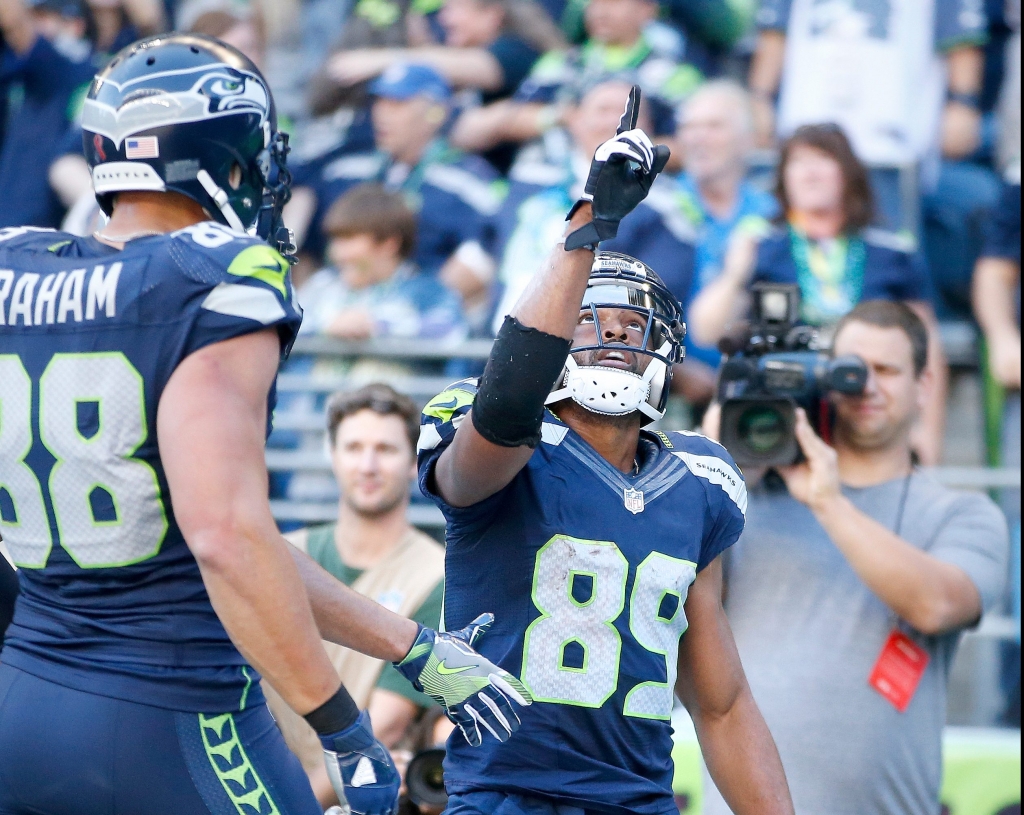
[676,557,794,815]
[450,100,553,152]
[431,204,594,507]
[433,90,670,507]
[748,28,787,148]
[328,47,505,93]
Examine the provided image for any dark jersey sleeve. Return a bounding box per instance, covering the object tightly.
[417,379,509,534]
[166,223,303,359]
[669,432,747,571]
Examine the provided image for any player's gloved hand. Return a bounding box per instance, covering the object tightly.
[318,710,400,815]
[564,85,671,251]
[394,614,533,747]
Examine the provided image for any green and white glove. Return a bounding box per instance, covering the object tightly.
[394,614,532,747]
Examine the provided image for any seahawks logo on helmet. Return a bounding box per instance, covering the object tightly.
[82,64,269,148]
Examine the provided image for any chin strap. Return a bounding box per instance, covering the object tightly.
[197,169,247,232]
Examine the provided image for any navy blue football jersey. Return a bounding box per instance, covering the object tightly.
[0,222,300,712]
[417,380,747,815]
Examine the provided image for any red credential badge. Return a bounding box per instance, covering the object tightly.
[869,630,930,712]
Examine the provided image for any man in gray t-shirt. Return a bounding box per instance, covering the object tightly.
[703,301,1009,815]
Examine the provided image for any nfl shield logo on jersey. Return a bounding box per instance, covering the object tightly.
[623,487,645,514]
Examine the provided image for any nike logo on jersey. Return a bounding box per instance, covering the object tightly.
[423,386,476,425]
[0,264,121,327]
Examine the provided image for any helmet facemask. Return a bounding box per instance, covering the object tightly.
[546,254,686,424]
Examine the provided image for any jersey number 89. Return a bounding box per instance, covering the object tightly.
[0,354,168,569]
[522,535,695,721]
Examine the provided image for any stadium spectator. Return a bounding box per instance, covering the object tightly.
[319,0,563,107]
[261,384,449,809]
[285,63,501,274]
[450,0,700,154]
[0,0,96,228]
[689,124,949,463]
[298,183,467,343]
[483,78,696,335]
[175,0,348,124]
[748,0,999,313]
[702,300,1009,815]
[52,5,243,237]
[87,0,166,58]
[674,79,778,401]
[186,7,264,68]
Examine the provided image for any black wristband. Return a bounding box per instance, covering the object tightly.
[564,219,618,251]
[303,684,360,736]
[472,316,572,448]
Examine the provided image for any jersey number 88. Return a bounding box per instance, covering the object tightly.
[522,535,695,721]
[0,354,168,569]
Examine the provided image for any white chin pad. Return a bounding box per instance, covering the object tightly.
[565,365,650,415]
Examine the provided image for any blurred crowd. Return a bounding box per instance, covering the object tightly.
[3,0,1019,439]
[3,1,1018,808]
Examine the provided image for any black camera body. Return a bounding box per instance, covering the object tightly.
[717,284,868,467]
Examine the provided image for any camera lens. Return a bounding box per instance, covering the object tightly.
[406,748,448,807]
[738,405,786,455]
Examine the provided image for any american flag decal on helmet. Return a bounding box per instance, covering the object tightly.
[125,137,159,159]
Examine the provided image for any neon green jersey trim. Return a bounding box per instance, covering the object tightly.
[226,245,290,299]
[422,387,475,425]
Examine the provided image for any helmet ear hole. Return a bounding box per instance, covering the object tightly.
[228,163,243,190]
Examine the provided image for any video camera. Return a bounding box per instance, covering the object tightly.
[716,283,868,467]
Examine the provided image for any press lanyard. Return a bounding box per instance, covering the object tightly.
[868,469,930,713]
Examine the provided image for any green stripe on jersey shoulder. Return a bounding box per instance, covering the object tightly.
[198,713,281,815]
[227,244,290,298]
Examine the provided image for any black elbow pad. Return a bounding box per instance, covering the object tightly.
[471,317,571,448]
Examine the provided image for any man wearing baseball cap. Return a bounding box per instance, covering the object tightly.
[290,62,502,284]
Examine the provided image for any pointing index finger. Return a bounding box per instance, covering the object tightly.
[617,85,641,135]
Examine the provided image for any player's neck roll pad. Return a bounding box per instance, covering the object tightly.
[472,316,572,448]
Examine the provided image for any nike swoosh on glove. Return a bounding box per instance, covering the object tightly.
[318,710,400,815]
[394,613,533,747]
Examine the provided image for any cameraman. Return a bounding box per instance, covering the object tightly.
[703,300,1009,815]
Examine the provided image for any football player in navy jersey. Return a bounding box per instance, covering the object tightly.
[0,34,529,815]
[417,88,794,815]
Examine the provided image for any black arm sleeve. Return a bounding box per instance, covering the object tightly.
[471,316,571,448]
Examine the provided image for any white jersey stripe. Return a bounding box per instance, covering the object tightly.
[201,282,285,324]
[673,451,748,516]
